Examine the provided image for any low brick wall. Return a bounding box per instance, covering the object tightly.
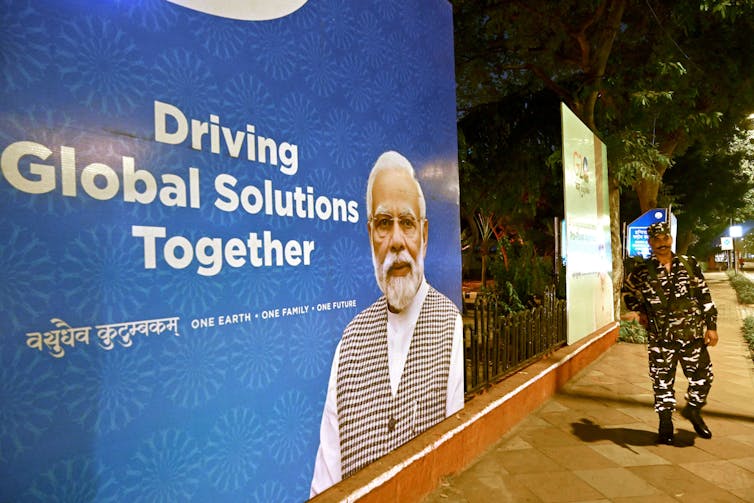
[311,321,620,503]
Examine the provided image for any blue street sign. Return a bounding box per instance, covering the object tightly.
[626,208,676,258]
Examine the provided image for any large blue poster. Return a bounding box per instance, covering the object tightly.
[0,1,461,501]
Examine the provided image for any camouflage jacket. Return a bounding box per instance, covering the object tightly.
[622,254,717,342]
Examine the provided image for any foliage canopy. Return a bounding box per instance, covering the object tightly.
[452,0,754,302]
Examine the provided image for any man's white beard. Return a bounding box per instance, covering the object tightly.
[373,248,424,311]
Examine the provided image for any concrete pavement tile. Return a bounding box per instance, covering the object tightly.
[715,376,754,388]
[715,364,754,376]
[643,444,719,464]
[616,390,655,402]
[730,485,754,502]
[466,453,511,476]
[576,395,638,411]
[516,415,554,430]
[539,445,619,470]
[517,426,583,448]
[718,353,754,362]
[717,359,754,369]
[693,437,754,460]
[574,467,662,498]
[569,419,658,447]
[588,444,671,467]
[614,397,656,411]
[712,371,753,381]
[539,400,569,413]
[422,479,469,503]
[706,417,754,437]
[427,471,542,503]
[631,381,654,392]
[578,408,645,426]
[489,447,562,474]
[540,410,612,433]
[680,460,754,492]
[730,456,754,473]
[627,464,722,495]
[706,404,754,419]
[597,382,650,396]
[615,404,660,424]
[659,489,748,502]
[549,395,602,414]
[563,402,627,421]
[729,434,754,448]
[513,471,604,502]
[709,388,754,407]
[555,388,647,413]
[571,369,618,385]
[592,372,647,384]
[468,474,544,503]
[495,435,533,451]
[709,371,753,383]
[610,496,678,503]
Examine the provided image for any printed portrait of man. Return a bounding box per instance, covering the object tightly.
[310,150,464,496]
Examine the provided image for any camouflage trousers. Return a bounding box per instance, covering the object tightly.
[648,337,713,412]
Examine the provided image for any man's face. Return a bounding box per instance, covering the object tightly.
[649,233,673,256]
[369,167,428,311]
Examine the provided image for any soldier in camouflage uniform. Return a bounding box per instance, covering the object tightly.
[622,222,718,444]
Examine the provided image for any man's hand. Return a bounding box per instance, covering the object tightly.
[704,329,719,347]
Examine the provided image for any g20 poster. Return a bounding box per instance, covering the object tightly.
[0,1,461,501]
[560,103,613,344]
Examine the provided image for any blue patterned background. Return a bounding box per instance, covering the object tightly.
[0,0,460,500]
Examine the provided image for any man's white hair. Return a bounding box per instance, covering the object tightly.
[365,151,426,219]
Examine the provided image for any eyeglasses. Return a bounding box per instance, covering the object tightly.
[369,213,423,239]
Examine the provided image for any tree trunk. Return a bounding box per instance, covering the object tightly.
[634,133,682,213]
[609,178,622,320]
[634,177,661,213]
[675,228,694,255]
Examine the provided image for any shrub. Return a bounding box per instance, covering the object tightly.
[480,281,525,315]
[727,271,754,304]
[619,319,647,344]
[488,238,553,311]
[742,317,754,352]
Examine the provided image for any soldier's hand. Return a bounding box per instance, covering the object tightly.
[704,329,719,347]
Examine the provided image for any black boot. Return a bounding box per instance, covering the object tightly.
[657,410,674,445]
[681,405,712,439]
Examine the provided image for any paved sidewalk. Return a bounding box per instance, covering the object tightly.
[424,272,754,502]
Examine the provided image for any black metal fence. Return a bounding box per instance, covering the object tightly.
[464,286,567,398]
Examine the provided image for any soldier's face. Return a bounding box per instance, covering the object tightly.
[649,233,673,255]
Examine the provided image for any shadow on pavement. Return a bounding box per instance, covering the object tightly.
[570,418,696,451]
[559,389,754,423]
